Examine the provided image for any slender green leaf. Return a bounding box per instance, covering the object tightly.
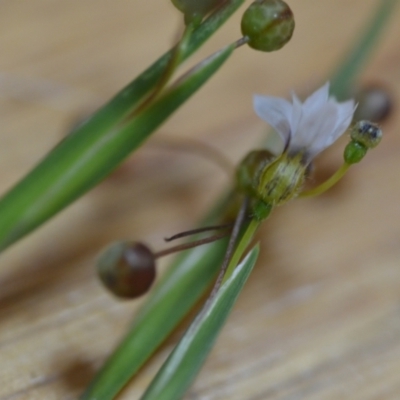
[0,45,234,250]
[0,0,246,252]
[140,245,260,400]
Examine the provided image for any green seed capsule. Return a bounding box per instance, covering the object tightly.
[350,120,382,149]
[241,0,295,52]
[97,241,156,299]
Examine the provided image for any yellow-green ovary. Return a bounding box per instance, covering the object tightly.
[257,153,306,206]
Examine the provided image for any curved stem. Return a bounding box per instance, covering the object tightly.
[299,163,351,198]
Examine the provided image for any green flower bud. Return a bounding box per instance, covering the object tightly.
[241,0,295,52]
[97,241,156,299]
[350,120,382,149]
[171,0,224,24]
[344,141,368,165]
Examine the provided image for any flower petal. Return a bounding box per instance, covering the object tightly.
[289,92,303,138]
[289,100,339,158]
[304,103,340,159]
[303,82,330,111]
[332,99,356,137]
[253,82,356,162]
[314,99,355,153]
[253,94,292,146]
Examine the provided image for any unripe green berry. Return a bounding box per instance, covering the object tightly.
[344,142,368,165]
[350,120,382,149]
[241,0,295,52]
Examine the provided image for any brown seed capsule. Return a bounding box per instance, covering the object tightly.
[97,241,156,299]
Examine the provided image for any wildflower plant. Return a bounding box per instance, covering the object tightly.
[0,1,396,399]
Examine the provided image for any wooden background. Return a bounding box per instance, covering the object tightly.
[1,1,400,399]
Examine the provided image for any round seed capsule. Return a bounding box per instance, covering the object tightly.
[241,0,295,52]
[97,241,156,299]
[350,120,382,149]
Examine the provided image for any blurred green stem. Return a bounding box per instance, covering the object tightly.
[330,0,397,99]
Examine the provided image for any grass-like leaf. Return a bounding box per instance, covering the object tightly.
[0,0,246,252]
[0,44,234,250]
[330,0,397,99]
[140,245,260,400]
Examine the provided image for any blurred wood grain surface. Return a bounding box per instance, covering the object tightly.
[1,1,400,399]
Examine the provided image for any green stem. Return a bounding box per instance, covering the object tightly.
[222,218,261,284]
[330,0,398,99]
[299,163,350,198]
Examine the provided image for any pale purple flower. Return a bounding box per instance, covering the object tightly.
[253,82,356,162]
